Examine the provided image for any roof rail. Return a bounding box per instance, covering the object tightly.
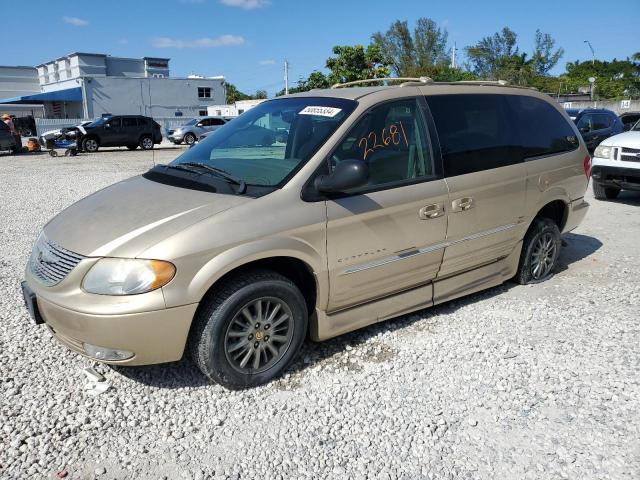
[331,77,433,89]
[454,80,510,86]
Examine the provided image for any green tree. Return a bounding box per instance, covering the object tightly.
[372,18,449,77]
[325,44,390,84]
[225,83,251,104]
[466,27,519,79]
[254,89,268,99]
[531,29,564,75]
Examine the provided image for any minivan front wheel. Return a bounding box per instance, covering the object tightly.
[189,270,308,389]
[515,217,561,284]
[139,136,154,150]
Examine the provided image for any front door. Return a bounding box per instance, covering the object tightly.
[325,97,448,311]
[577,113,612,150]
[100,117,123,146]
[424,93,526,278]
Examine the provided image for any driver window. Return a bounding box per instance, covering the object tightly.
[107,118,121,128]
[331,98,434,188]
[576,115,593,131]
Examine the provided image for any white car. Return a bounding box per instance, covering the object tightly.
[39,120,93,145]
[591,120,640,200]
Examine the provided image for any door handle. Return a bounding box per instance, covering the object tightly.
[419,203,445,220]
[452,197,474,212]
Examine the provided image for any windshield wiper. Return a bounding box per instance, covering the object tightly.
[164,163,247,194]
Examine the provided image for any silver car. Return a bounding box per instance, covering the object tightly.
[167,117,227,145]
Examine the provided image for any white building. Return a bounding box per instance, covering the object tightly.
[0,53,226,119]
[208,99,266,117]
[0,66,43,118]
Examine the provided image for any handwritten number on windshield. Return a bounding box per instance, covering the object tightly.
[358,121,409,160]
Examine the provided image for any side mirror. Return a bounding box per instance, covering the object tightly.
[196,122,204,128]
[314,159,369,194]
[104,123,111,128]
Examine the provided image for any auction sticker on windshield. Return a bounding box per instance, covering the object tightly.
[299,106,342,117]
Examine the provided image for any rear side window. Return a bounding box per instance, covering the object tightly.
[211,118,226,126]
[137,117,149,127]
[592,114,611,130]
[507,96,578,160]
[426,94,519,177]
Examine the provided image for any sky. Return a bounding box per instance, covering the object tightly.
[1,0,638,97]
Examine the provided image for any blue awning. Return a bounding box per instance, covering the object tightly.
[0,87,82,104]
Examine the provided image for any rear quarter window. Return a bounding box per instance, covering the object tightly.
[426,94,520,177]
[507,95,579,160]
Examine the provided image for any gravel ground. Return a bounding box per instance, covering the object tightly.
[1,144,639,480]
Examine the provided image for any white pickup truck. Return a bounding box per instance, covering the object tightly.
[591,120,640,200]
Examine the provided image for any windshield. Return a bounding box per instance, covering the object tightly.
[632,120,640,131]
[170,97,357,187]
[182,118,198,126]
[87,117,109,127]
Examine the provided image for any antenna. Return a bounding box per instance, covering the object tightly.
[284,60,289,95]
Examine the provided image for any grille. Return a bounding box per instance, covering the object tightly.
[622,147,640,155]
[29,237,85,286]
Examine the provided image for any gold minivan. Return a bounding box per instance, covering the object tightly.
[22,79,590,389]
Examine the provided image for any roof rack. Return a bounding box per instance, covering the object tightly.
[331,77,433,89]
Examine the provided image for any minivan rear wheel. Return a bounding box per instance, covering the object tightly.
[593,182,620,200]
[189,270,308,389]
[514,217,561,285]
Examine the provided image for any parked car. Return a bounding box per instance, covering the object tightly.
[573,108,624,151]
[591,119,640,200]
[564,108,581,120]
[80,115,162,152]
[166,117,227,145]
[22,80,590,389]
[619,111,640,131]
[0,120,18,153]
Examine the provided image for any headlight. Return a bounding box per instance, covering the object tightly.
[82,258,175,295]
[594,145,613,159]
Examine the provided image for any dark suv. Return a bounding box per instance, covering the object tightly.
[573,108,623,151]
[80,115,162,152]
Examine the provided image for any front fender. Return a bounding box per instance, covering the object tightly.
[161,236,327,310]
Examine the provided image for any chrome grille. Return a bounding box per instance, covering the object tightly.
[29,236,85,286]
[622,147,640,155]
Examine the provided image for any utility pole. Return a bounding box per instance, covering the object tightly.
[284,60,289,95]
[450,42,457,69]
[584,40,595,65]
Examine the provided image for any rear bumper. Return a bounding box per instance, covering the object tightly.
[36,295,198,365]
[563,197,590,233]
[591,165,640,191]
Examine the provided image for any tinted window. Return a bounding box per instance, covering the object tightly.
[137,117,149,126]
[0,121,8,131]
[592,114,611,130]
[426,94,519,177]
[332,98,435,188]
[508,96,578,159]
[122,117,137,128]
[107,118,121,128]
[211,118,226,126]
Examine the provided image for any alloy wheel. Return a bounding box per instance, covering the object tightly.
[530,232,557,280]
[224,297,294,374]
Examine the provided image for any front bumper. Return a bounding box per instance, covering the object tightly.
[592,164,640,191]
[37,296,198,365]
[23,261,199,365]
[167,132,184,143]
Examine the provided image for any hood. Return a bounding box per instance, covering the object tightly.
[44,175,251,258]
[600,130,640,148]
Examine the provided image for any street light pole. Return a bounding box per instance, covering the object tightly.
[583,40,595,65]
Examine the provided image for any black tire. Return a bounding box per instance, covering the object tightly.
[126,144,138,151]
[82,137,99,153]
[514,217,561,285]
[593,182,620,200]
[183,133,196,145]
[189,270,308,389]
[139,135,154,150]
